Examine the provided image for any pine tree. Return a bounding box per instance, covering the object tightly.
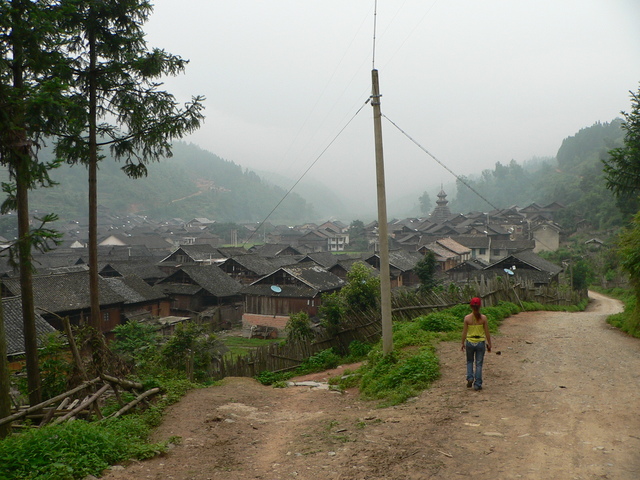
[55,0,204,333]
[1,0,70,406]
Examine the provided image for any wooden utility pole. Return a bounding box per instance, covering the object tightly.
[371,69,393,355]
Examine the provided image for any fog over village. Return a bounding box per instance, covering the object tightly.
[2,2,640,479]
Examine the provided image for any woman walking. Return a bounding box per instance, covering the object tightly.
[461,297,492,391]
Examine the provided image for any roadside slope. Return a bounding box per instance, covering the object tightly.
[101,292,640,479]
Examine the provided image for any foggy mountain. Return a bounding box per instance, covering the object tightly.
[0,118,628,232]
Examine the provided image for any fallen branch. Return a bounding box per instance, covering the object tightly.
[100,374,143,391]
[107,388,161,419]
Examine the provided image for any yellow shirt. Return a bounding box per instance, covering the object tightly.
[467,324,486,342]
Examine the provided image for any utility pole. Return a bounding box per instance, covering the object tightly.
[371,69,393,356]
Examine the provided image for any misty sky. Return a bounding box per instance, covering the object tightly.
[144,0,640,217]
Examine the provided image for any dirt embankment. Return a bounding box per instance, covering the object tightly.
[100,292,640,480]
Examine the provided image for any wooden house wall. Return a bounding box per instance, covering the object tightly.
[245,295,320,317]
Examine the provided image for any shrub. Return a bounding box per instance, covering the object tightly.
[416,312,460,332]
[0,417,165,480]
[346,340,373,360]
[359,347,440,406]
[392,321,436,348]
[285,311,314,343]
[297,348,341,374]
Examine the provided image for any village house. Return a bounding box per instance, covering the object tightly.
[364,250,424,287]
[530,221,562,253]
[1,271,126,339]
[155,265,243,321]
[241,263,345,337]
[218,254,294,284]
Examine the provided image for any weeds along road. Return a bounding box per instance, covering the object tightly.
[100,291,640,480]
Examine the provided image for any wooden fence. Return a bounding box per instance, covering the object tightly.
[212,277,586,381]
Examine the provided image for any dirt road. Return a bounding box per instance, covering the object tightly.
[100,292,640,479]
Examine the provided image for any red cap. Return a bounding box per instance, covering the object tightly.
[470,297,481,307]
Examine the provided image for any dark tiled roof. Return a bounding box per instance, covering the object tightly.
[298,252,341,269]
[2,271,125,313]
[4,296,56,357]
[216,247,249,258]
[448,235,491,249]
[103,275,167,304]
[159,265,242,298]
[486,251,562,276]
[221,254,281,276]
[100,260,167,282]
[252,264,345,292]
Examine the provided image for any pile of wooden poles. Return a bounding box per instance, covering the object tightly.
[0,374,160,431]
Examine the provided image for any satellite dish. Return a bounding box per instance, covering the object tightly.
[504,268,514,275]
[270,285,282,293]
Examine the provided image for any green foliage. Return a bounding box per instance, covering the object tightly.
[571,259,594,290]
[254,370,296,386]
[112,321,160,372]
[418,191,432,214]
[451,120,626,231]
[285,311,314,343]
[160,322,221,382]
[318,262,379,336]
[297,348,341,375]
[414,251,439,292]
[346,219,368,252]
[341,262,380,312]
[3,142,318,226]
[318,291,345,335]
[416,312,460,332]
[602,289,640,337]
[392,321,438,348]
[359,347,440,406]
[604,86,640,202]
[0,417,162,480]
[346,340,373,360]
[0,371,195,480]
[17,332,71,401]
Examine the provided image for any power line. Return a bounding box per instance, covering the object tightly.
[243,98,371,247]
[382,113,500,211]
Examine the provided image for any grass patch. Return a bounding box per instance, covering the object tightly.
[0,375,196,480]
[221,335,281,358]
[592,287,640,338]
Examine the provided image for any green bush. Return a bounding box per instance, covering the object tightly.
[346,340,373,360]
[0,418,164,480]
[255,370,295,386]
[392,321,437,348]
[297,348,341,374]
[416,312,460,332]
[445,304,471,319]
[359,347,440,406]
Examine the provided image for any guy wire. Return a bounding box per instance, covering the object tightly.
[382,113,500,211]
[243,98,371,247]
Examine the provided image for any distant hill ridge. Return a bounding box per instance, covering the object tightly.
[18,141,319,224]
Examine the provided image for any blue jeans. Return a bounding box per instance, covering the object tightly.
[466,341,486,388]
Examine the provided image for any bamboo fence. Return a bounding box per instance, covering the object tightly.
[214,277,586,380]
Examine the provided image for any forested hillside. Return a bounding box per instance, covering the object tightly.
[6,142,318,224]
[451,119,629,231]
[0,120,630,231]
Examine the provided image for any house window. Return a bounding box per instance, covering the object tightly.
[103,312,110,322]
[479,248,486,255]
[492,249,500,256]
